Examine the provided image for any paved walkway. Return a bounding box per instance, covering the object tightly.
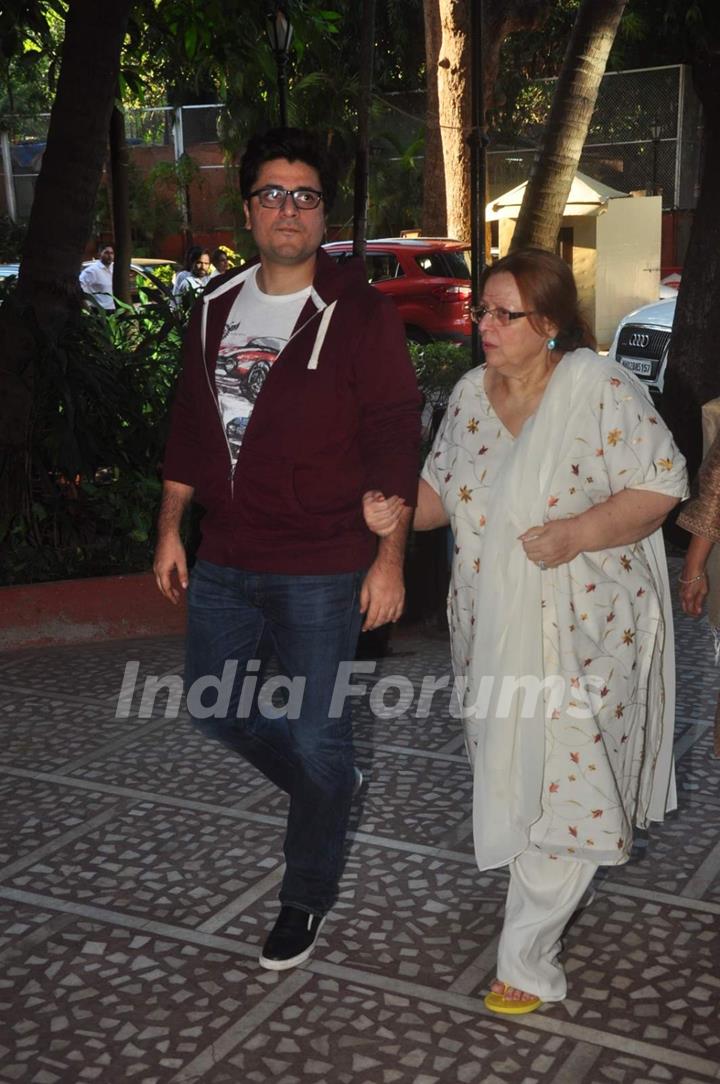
[1,557,719,1084]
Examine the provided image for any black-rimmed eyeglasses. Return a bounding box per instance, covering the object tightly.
[471,303,535,326]
[249,186,324,211]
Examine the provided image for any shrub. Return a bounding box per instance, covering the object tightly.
[0,287,187,585]
[0,215,26,262]
[409,339,472,454]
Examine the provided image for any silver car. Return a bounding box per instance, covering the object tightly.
[606,296,676,397]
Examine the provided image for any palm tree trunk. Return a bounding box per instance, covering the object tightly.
[510,0,626,252]
[423,0,554,240]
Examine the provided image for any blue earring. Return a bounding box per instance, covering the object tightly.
[547,337,557,351]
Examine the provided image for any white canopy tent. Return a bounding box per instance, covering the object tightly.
[486,172,630,221]
[486,173,662,348]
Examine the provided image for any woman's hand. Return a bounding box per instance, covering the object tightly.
[362,490,406,537]
[678,536,713,616]
[678,535,714,617]
[518,519,583,569]
[520,490,681,570]
[679,570,708,617]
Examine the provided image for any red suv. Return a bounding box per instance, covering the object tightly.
[323,238,471,345]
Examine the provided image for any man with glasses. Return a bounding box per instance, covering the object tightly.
[154,128,421,971]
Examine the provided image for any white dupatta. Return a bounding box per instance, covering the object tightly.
[466,351,677,871]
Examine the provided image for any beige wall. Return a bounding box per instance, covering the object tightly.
[493,195,662,350]
[567,217,598,339]
[594,195,661,348]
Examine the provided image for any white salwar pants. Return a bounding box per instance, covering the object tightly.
[496,850,598,1001]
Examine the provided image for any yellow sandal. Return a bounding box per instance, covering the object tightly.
[484,983,542,1015]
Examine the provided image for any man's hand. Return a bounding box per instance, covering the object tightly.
[153,479,194,604]
[359,558,405,631]
[359,503,413,630]
[153,533,189,604]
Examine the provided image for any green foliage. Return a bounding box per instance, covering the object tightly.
[409,340,472,401]
[368,130,424,236]
[409,340,472,457]
[0,214,25,260]
[0,1,65,114]
[0,283,188,585]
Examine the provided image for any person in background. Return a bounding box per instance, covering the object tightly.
[173,246,211,299]
[209,247,230,278]
[677,410,720,758]
[79,244,115,311]
[154,127,420,973]
[364,247,688,1015]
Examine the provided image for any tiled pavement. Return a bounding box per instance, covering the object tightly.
[1,558,719,1084]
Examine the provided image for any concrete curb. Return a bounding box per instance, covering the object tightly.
[0,572,186,650]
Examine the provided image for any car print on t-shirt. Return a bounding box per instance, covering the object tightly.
[216,336,283,463]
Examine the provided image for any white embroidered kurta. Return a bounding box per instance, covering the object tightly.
[422,350,688,870]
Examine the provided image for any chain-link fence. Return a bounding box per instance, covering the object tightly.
[488,64,702,209]
[0,64,702,240]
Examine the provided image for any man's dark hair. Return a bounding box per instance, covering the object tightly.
[240,127,337,214]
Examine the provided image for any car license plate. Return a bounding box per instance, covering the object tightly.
[620,357,652,377]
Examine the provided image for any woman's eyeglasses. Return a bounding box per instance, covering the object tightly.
[471,303,534,326]
[249,186,324,211]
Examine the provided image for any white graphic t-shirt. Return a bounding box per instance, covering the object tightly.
[215,267,311,465]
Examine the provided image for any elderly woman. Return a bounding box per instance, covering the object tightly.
[365,248,688,1014]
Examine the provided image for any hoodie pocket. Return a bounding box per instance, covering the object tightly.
[232,448,308,532]
[293,462,365,531]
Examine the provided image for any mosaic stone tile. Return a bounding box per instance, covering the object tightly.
[558,892,720,1064]
[0,694,152,773]
[674,726,720,804]
[0,778,116,870]
[223,841,503,988]
[1,635,185,704]
[0,900,74,957]
[3,802,285,928]
[0,560,717,1084]
[188,978,557,1084]
[182,973,716,1084]
[350,637,462,753]
[244,747,473,850]
[599,799,720,901]
[0,917,283,1084]
[68,717,272,808]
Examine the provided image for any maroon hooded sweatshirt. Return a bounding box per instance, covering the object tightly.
[162,248,422,574]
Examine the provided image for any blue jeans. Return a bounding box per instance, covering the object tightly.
[185,559,365,915]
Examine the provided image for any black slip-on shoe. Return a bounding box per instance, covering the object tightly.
[259,906,326,971]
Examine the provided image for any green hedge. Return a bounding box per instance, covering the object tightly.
[0,295,473,585]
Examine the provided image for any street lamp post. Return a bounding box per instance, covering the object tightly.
[650,117,662,198]
[266,4,294,127]
[468,0,487,368]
